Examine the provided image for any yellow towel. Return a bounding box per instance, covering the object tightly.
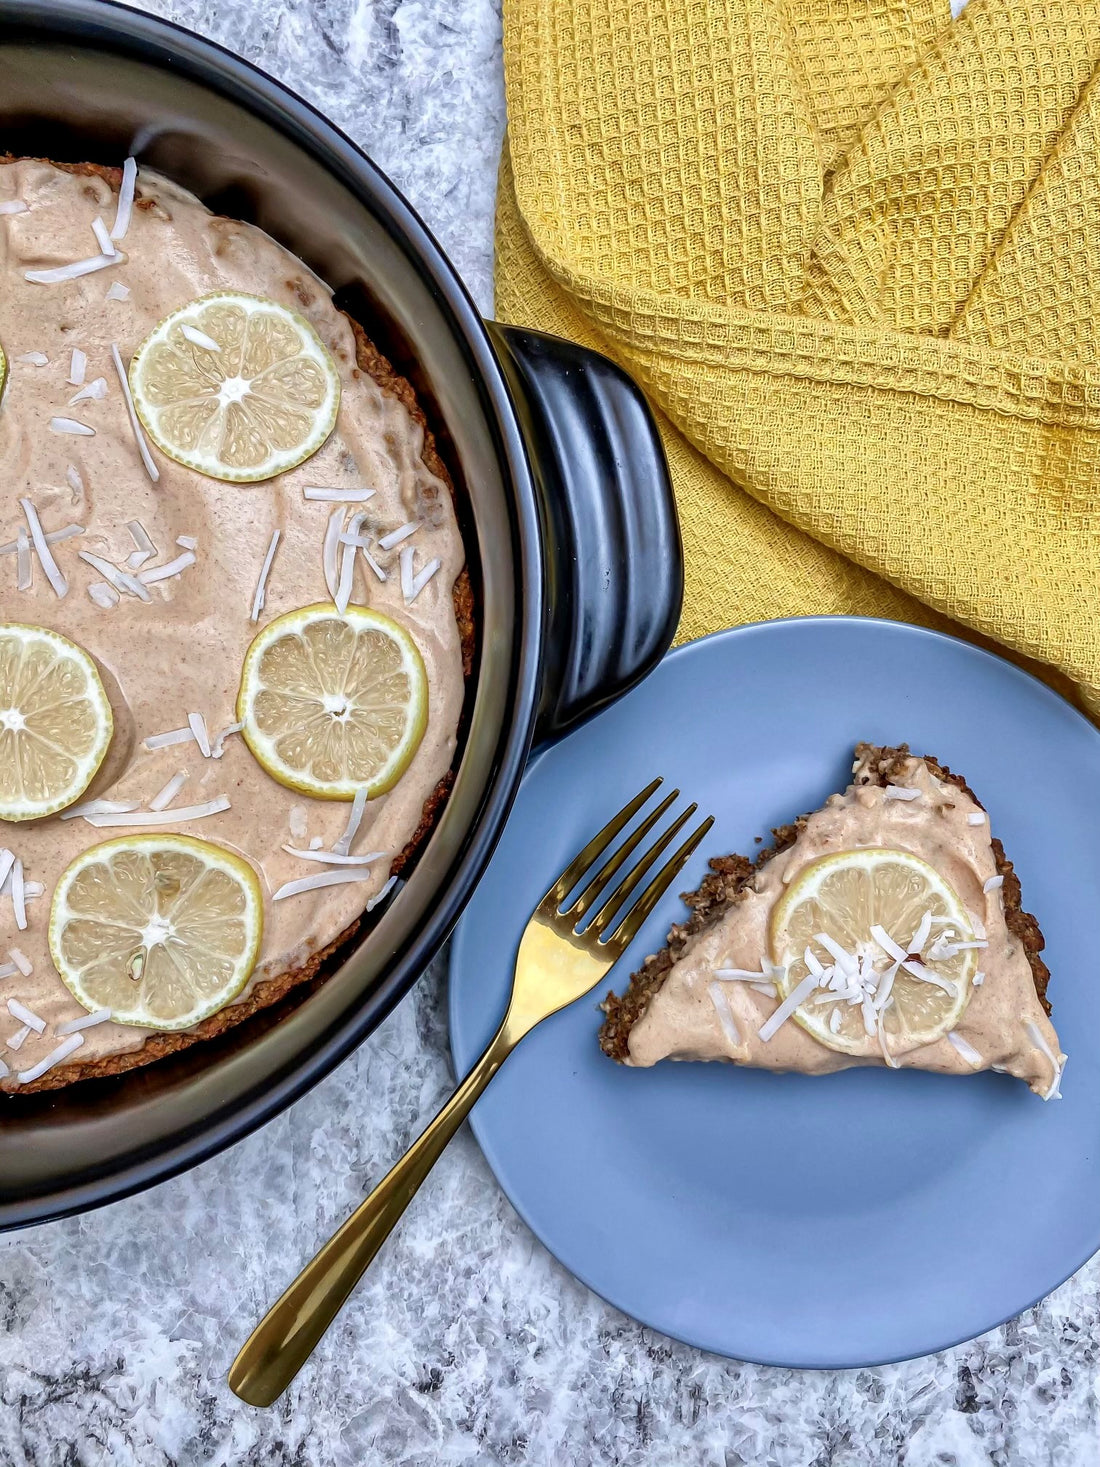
[496,0,1100,713]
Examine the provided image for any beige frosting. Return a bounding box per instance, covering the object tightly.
[0,160,466,1084]
[626,751,1065,1097]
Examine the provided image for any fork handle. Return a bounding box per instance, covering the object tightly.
[228,1021,513,1407]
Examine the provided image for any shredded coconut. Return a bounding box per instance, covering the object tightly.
[56,1008,112,1035]
[15,528,31,591]
[322,508,344,599]
[281,845,383,867]
[333,788,368,857]
[7,949,31,978]
[80,797,230,828]
[707,981,742,1048]
[143,726,195,750]
[110,342,160,482]
[946,1031,983,1067]
[69,377,108,405]
[61,798,141,821]
[49,416,95,437]
[967,812,986,826]
[187,712,211,758]
[250,530,281,622]
[68,348,87,387]
[0,199,27,215]
[758,970,821,1042]
[16,351,48,366]
[148,771,188,812]
[17,1033,84,1084]
[78,549,150,601]
[883,785,921,801]
[983,875,1004,894]
[105,281,130,302]
[91,215,117,258]
[181,324,220,352]
[26,253,119,285]
[210,722,243,759]
[272,866,380,901]
[360,544,387,582]
[378,522,419,551]
[7,997,44,1033]
[304,486,375,502]
[139,550,195,585]
[111,157,138,241]
[1026,1021,1065,1101]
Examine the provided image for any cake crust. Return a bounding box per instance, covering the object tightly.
[599,744,1050,1062]
[9,163,474,1093]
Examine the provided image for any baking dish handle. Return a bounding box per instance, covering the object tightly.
[488,323,682,741]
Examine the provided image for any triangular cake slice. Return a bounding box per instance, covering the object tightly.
[600,745,1065,1098]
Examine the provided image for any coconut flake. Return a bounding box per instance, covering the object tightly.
[187,712,211,758]
[983,875,1004,894]
[333,788,368,857]
[25,253,118,285]
[281,845,384,867]
[815,933,857,976]
[707,982,742,1048]
[322,509,344,599]
[49,416,94,437]
[22,882,43,900]
[86,581,117,610]
[105,281,130,302]
[144,726,195,751]
[288,805,308,840]
[829,1007,843,1035]
[947,1031,983,1068]
[870,924,907,965]
[7,949,31,977]
[125,520,157,568]
[399,545,442,603]
[272,866,381,902]
[91,216,117,258]
[378,522,419,551]
[0,199,27,215]
[759,970,821,1042]
[0,523,83,556]
[910,911,933,956]
[308,836,323,851]
[109,342,159,482]
[0,851,14,892]
[967,812,986,826]
[7,998,44,1033]
[884,785,921,801]
[17,1033,84,1084]
[714,965,772,981]
[16,351,48,366]
[176,535,198,551]
[303,486,375,502]
[111,157,138,242]
[250,529,281,621]
[56,1008,112,1035]
[366,875,398,912]
[360,544,387,582]
[7,1026,30,1052]
[973,971,985,987]
[900,959,957,996]
[15,528,31,591]
[68,348,87,387]
[69,377,108,405]
[80,797,230,828]
[210,722,243,759]
[0,964,15,980]
[148,771,188,812]
[20,498,69,597]
[335,512,368,615]
[410,557,441,602]
[60,798,141,821]
[78,548,150,601]
[877,1005,899,1068]
[1026,1021,1065,1100]
[66,465,85,496]
[180,323,221,352]
[139,551,195,585]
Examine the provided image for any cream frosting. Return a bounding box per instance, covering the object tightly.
[625,750,1065,1097]
[0,160,466,1084]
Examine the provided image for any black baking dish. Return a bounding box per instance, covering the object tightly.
[0,0,681,1228]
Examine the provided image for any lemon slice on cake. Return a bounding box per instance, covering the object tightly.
[768,848,977,1059]
[128,292,340,482]
[0,623,113,821]
[237,604,428,800]
[49,834,263,1030]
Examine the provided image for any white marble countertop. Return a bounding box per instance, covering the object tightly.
[1,1,1097,1463]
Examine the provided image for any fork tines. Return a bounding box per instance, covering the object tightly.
[544,780,714,955]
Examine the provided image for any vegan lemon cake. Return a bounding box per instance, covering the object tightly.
[0,157,473,1091]
[600,745,1065,1098]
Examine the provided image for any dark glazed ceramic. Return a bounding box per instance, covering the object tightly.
[0,0,681,1227]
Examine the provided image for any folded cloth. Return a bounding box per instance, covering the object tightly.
[496,0,1100,713]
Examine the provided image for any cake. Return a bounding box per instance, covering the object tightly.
[600,745,1065,1098]
[0,158,473,1092]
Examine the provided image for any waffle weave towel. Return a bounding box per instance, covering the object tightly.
[496,0,1100,711]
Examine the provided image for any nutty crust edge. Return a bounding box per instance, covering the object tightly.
[597,742,1050,1064]
[10,167,474,1092]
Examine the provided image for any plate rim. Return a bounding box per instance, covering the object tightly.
[449,614,1098,1368]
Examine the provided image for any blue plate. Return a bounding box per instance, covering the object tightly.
[449,618,1100,1367]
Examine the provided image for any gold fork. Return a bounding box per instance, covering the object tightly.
[228,779,713,1407]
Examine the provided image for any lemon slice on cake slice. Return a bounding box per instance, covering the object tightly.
[768,848,977,1059]
[237,604,428,800]
[128,292,340,482]
[0,623,113,821]
[50,834,263,1030]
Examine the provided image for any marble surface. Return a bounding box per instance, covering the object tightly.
[2,0,1099,1463]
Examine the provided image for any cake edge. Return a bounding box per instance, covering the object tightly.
[9,161,475,1093]
[597,743,1051,1063]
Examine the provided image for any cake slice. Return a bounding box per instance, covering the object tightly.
[600,745,1065,1098]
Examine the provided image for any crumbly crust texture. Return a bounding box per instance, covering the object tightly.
[598,743,1050,1062]
[12,166,474,1093]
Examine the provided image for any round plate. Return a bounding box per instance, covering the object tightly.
[449,618,1100,1367]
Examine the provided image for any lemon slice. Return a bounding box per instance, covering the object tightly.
[0,623,113,821]
[128,292,340,482]
[768,848,977,1058]
[0,340,7,403]
[49,834,263,1030]
[237,604,428,800]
